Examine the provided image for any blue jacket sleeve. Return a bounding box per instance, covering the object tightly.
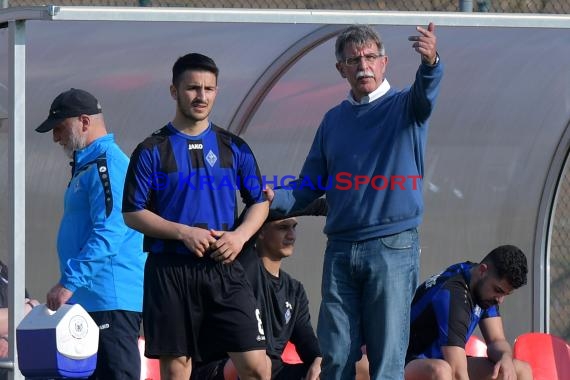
[60,162,127,292]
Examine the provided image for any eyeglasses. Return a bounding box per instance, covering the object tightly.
[342,53,383,66]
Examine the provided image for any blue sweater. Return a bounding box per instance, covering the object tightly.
[272,62,444,241]
[57,134,146,312]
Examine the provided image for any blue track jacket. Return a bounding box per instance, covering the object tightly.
[57,134,145,312]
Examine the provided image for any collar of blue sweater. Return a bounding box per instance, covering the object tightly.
[73,133,114,169]
[347,79,391,105]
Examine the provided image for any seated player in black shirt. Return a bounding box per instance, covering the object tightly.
[193,199,326,380]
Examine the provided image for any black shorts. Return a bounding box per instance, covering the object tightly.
[88,310,142,380]
[143,253,266,360]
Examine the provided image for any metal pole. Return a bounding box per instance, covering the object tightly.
[2,1,9,9]
[8,19,27,380]
[459,0,473,12]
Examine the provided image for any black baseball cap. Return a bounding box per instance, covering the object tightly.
[35,88,102,133]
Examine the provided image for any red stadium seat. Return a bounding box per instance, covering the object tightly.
[513,332,570,380]
[465,335,487,357]
[281,341,303,364]
[139,337,161,380]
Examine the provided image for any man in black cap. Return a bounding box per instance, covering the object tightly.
[36,88,146,380]
[36,88,103,156]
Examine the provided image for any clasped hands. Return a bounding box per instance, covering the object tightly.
[181,226,247,264]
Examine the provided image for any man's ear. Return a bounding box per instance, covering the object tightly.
[478,263,489,276]
[257,225,266,241]
[336,62,346,78]
[169,84,177,100]
[79,115,90,132]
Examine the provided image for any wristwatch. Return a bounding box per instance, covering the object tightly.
[424,52,440,66]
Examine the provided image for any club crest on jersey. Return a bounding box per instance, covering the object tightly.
[206,150,217,167]
[285,301,293,324]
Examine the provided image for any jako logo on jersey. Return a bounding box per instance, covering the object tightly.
[188,143,203,150]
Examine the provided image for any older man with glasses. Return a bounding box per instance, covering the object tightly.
[268,24,444,380]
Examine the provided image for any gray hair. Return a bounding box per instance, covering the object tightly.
[335,25,386,62]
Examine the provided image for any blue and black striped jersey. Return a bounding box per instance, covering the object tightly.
[407,262,500,361]
[123,122,265,255]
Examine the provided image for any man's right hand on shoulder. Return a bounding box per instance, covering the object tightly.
[263,186,275,204]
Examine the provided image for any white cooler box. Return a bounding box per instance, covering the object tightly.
[16,304,99,379]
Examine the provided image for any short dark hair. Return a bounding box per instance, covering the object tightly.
[481,245,528,289]
[172,53,219,87]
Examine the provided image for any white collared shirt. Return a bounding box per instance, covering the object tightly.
[347,79,391,105]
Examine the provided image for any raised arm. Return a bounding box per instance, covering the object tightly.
[407,22,443,123]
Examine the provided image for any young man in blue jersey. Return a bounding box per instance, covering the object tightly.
[35,88,146,380]
[405,245,533,380]
[122,53,270,380]
[267,23,444,379]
